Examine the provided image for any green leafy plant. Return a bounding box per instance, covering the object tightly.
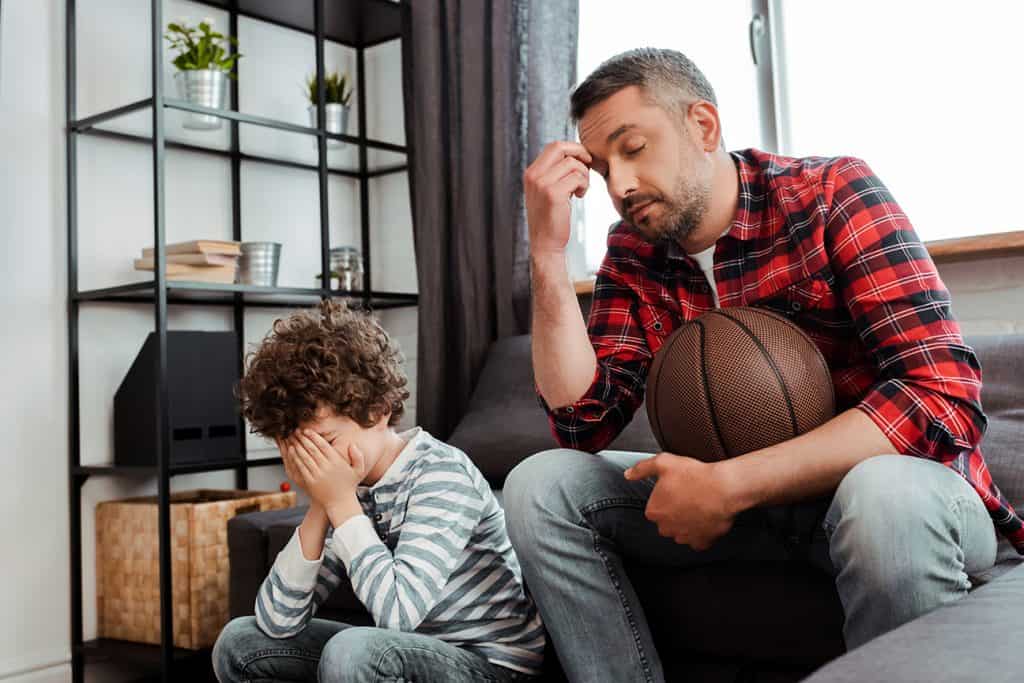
[305,70,353,106]
[165,19,241,76]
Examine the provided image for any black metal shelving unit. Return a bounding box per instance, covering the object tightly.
[65,1,413,680]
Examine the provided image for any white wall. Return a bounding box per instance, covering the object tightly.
[938,256,1024,337]
[1,0,415,680]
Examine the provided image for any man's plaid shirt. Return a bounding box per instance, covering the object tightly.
[544,148,1023,553]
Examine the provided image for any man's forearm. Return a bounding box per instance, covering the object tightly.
[719,407,895,513]
[531,252,597,408]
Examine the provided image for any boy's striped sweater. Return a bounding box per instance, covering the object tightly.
[255,428,545,675]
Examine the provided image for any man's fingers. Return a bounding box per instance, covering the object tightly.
[537,157,590,199]
[534,140,593,170]
[537,156,590,187]
[526,141,592,181]
[624,455,661,481]
[535,158,588,198]
[549,169,590,204]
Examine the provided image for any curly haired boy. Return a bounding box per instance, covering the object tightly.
[213,300,544,683]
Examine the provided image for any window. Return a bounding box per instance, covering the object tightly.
[575,1,1024,271]
[782,1,1024,242]
[575,0,762,274]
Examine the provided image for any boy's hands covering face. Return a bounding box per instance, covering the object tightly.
[276,437,309,493]
[281,431,367,511]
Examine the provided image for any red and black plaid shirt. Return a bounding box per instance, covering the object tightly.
[544,148,1023,553]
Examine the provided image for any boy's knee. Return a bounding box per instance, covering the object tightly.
[212,616,259,682]
[318,627,392,683]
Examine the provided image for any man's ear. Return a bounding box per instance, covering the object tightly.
[689,100,722,152]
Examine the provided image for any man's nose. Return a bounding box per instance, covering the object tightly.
[605,168,636,204]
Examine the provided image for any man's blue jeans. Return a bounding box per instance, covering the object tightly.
[503,451,997,683]
[212,617,531,682]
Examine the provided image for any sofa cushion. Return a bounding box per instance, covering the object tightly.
[449,334,659,487]
[802,561,1024,682]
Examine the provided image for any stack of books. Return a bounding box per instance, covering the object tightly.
[134,240,242,284]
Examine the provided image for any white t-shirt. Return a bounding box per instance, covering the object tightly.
[689,244,719,307]
[686,225,732,308]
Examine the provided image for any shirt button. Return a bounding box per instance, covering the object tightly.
[565,406,575,414]
[374,513,383,521]
[652,321,663,331]
[791,301,802,312]
[700,284,711,293]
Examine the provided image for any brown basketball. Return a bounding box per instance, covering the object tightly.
[645,306,835,462]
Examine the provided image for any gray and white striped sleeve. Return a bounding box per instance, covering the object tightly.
[254,528,347,638]
[332,460,486,632]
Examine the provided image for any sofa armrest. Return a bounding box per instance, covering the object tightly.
[804,561,1024,682]
[228,506,308,619]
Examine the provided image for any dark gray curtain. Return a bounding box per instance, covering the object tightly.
[402,0,579,438]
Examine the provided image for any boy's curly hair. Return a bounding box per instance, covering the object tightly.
[237,299,409,439]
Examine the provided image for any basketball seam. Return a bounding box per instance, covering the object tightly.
[713,310,800,439]
[698,320,728,459]
[648,326,686,450]
[746,307,836,411]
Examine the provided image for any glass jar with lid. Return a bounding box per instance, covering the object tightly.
[329,246,364,292]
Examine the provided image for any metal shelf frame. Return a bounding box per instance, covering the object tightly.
[65,1,413,680]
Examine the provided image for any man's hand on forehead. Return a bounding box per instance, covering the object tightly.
[537,140,592,169]
[524,140,594,253]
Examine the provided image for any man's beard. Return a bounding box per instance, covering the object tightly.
[655,176,709,245]
[629,172,710,245]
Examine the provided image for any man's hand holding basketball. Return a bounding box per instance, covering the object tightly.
[624,453,741,551]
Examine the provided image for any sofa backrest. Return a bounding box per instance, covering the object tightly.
[448,334,658,487]
[969,334,1024,514]
[450,333,1024,508]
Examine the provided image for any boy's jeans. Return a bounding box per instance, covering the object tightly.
[503,450,998,683]
[213,617,531,682]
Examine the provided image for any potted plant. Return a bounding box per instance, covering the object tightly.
[306,70,352,147]
[165,18,242,130]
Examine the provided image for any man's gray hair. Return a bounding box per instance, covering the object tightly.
[570,48,718,124]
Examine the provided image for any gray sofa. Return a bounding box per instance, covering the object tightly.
[228,333,1024,682]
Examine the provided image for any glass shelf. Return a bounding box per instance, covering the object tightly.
[190,0,404,48]
[73,456,283,479]
[70,98,408,177]
[74,281,418,309]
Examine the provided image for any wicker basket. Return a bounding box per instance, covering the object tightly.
[96,489,295,649]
